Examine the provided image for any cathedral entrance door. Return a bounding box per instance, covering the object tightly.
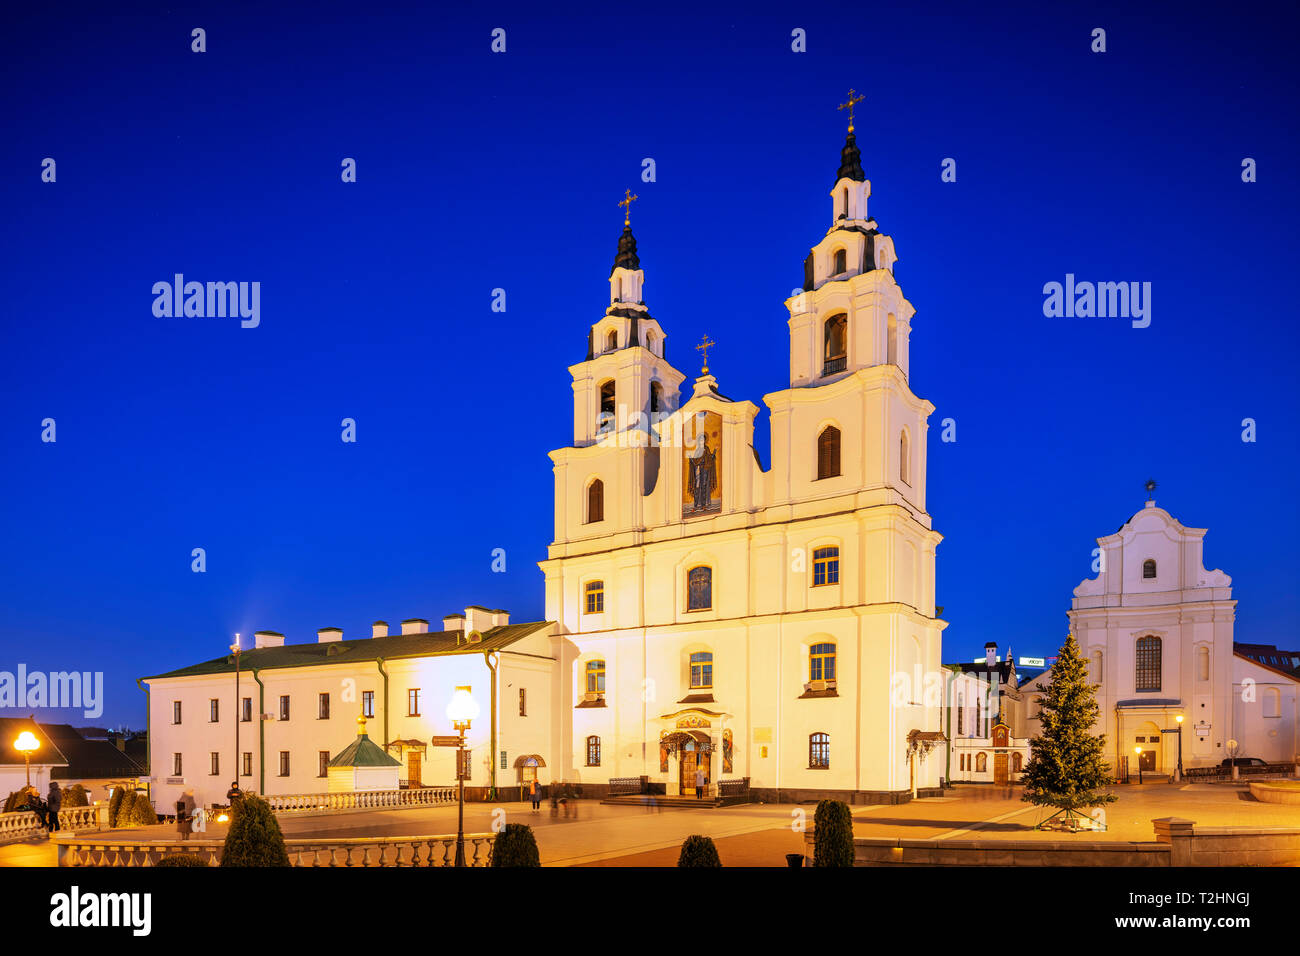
[680,746,697,795]
[993,753,1009,785]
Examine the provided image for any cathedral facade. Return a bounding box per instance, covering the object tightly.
[539,126,946,802]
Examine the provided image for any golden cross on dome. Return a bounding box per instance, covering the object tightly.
[618,189,639,226]
[696,334,716,374]
[838,88,865,133]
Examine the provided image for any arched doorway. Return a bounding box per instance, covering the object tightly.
[680,740,711,796]
[1135,721,1161,772]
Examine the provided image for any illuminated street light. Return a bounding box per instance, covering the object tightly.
[1175,715,1185,782]
[1134,745,1144,785]
[446,686,479,867]
[14,731,40,787]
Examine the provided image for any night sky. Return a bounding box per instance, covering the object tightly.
[2,2,1297,727]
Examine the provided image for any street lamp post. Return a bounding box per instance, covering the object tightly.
[14,731,40,787]
[1175,715,1184,783]
[231,634,242,800]
[446,686,480,868]
[1134,745,1144,785]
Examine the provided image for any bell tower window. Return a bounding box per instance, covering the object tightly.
[597,380,616,434]
[833,249,846,274]
[823,314,847,376]
[816,426,841,479]
[606,329,618,351]
[650,381,663,414]
[899,430,910,485]
[586,479,604,524]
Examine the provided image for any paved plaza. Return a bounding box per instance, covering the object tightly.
[4,782,1299,867]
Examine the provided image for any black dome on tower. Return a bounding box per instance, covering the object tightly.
[836,131,866,185]
[611,225,640,276]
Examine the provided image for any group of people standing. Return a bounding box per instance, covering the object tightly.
[11,782,63,832]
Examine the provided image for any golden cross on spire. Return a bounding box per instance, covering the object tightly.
[618,189,639,226]
[696,334,715,374]
[838,88,865,133]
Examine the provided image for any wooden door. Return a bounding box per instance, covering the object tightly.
[407,751,422,787]
[994,753,1009,785]
[680,748,697,794]
[1139,749,1156,771]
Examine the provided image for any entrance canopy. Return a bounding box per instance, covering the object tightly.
[660,730,712,755]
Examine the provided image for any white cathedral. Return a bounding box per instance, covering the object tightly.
[541,120,944,803]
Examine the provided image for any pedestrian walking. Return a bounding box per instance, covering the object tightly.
[695,766,705,799]
[528,778,540,811]
[46,782,62,832]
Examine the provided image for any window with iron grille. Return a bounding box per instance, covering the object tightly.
[809,732,830,769]
[586,735,601,767]
[1136,636,1162,691]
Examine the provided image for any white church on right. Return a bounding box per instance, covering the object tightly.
[1052,493,1299,774]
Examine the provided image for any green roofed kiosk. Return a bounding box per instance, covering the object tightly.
[327,715,402,792]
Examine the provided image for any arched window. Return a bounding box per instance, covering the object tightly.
[1012,752,1023,773]
[598,380,616,434]
[687,565,712,611]
[585,659,605,694]
[816,426,841,479]
[586,479,604,524]
[1264,687,1282,718]
[823,314,847,375]
[841,187,848,219]
[957,693,965,735]
[649,381,662,414]
[1135,636,1162,692]
[1197,645,1209,681]
[689,651,713,689]
[975,752,987,773]
[606,329,618,351]
[809,732,830,769]
[812,547,839,586]
[809,643,836,682]
[586,735,601,766]
[584,580,604,614]
[1143,559,1157,579]
[1090,650,1103,685]
[899,430,910,484]
[833,248,846,274]
[887,312,898,365]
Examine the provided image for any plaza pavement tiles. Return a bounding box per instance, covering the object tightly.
[4,783,1298,866]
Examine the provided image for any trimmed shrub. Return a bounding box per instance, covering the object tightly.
[61,784,89,807]
[677,834,722,867]
[155,853,210,867]
[108,786,126,827]
[220,794,290,867]
[812,799,855,867]
[491,823,540,867]
[3,790,21,814]
[115,789,138,827]
[130,794,158,826]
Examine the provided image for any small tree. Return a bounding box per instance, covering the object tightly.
[155,853,210,867]
[62,784,89,808]
[130,794,159,827]
[107,786,125,827]
[1021,632,1117,828]
[491,823,540,867]
[115,789,138,827]
[677,834,722,867]
[813,799,855,867]
[220,793,290,867]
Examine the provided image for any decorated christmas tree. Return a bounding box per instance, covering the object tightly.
[1021,633,1116,827]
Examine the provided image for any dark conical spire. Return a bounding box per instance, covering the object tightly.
[835,131,866,185]
[611,224,640,275]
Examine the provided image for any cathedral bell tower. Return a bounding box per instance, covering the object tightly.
[568,192,685,448]
[787,90,913,389]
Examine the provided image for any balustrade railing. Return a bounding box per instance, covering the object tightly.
[265,786,457,813]
[54,832,495,867]
[0,805,109,841]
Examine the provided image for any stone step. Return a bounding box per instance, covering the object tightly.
[600,794,729,809]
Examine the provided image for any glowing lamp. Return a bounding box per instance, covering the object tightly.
[446,687,479,730]
[14,730,40,786]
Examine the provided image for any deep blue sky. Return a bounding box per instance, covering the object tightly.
[2,2,1297,727]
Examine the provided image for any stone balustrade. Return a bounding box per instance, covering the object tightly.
[0,805,109,842]
[265,786,458,813]
[54,832,495,867]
